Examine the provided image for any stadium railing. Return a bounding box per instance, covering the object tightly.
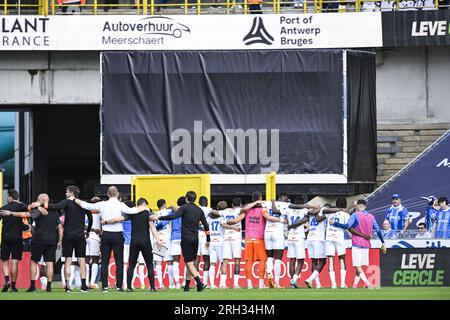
[1,0,448,15]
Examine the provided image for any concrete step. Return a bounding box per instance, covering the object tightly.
[418,129,448,136]
[377,130,415,137]
[394,152,421,159]
[378,164,408,171]
[401,146,428,153]
[383,158,412,165]
[396,141,434,147]
[377,123,450,130]
[402,135,442,142]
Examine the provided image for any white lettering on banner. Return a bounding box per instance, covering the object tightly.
[400,254,436,269]
[436,158,450,168]
[411,21,448,37]
[0,13,382,51]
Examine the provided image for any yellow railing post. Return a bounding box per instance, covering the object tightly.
[226,0,230,14]
[265,172,276,202]
[184,0,188,14]
[4,0,7,15]
[150,0,154,15]
[355,0,360,12]
[136,0,141,14]
[94,0,98,15]
[51,0,55,15]
[143,0,148,14]
[197,0,200,14]
[244,0,247,14]
[43,0,49,16]
[272,0,276,13]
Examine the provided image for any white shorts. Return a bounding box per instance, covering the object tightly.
[307,241,326,259]
[352,247,369,267]
[209,245,223,264]
[86,237,100,257]
[61,252,77,262]
[197,234,210,256]
[287,238,306,259]
[325,241,346,257]
[222,240,242,259]
[123,244,145,264]
[170,239,182,257]
[264,232,285,250]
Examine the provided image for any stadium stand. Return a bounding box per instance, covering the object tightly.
[1,0,449,15]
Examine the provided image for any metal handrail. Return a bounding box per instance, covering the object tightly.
[1,0,445,15]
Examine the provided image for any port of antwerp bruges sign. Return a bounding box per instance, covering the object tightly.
[0,13,382,51]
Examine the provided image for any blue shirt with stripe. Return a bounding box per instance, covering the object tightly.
[123,220,132,245]
[171,216,182,241]
[425,206,438,231]
[435,208,450,239]
[385,206,409,230]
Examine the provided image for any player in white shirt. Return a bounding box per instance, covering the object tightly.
[277,196,311,288]
[153,199,175,289]
[221,197,244,289]
[303,205,328,289]
[324,198,351,289]
[196,196,212,288]
[265,192,290,288]
[85,196,102,289]
[206,201,226,289]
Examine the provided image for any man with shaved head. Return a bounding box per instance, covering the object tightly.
[1,193,62,292]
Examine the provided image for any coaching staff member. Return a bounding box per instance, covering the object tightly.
[44,185,92,292]
[75,186,146,292]
[0,189,35,292]
[102,198,162,292]
[151,191,210,292]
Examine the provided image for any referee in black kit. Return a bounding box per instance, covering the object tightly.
[151,191,211,292]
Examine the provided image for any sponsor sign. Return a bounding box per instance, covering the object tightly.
[380,248,450,286]
[0,13,382,51]
[382,10,450,46]
[105,248,380,289]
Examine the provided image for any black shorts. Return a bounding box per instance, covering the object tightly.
[181,236,199,263]
[62,235,86,258]
[0,238,23,261]
[31,243,56,263]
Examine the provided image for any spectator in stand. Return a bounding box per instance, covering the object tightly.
[381,219,397,239]
[104,0,118,12]
[415,223,431,239]
[248,0,263,14]
[385,194,410,237]
[421,195,439,231]
[432,197,450,239]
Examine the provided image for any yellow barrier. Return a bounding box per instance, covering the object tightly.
[131,174,210,211]
[265,172,276,201]
[3,0,444,15]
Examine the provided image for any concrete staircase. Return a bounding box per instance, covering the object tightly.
[376,123,450,186]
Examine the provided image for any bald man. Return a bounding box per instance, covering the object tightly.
[1,194,63,292]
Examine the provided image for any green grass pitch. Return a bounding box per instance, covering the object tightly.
[1,287,449,300]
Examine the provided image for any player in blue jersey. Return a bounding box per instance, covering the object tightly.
[385,194,410,235]
[421,195,439,231]
[432,197,450,239]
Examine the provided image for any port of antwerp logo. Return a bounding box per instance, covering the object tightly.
[243,17,274,46]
